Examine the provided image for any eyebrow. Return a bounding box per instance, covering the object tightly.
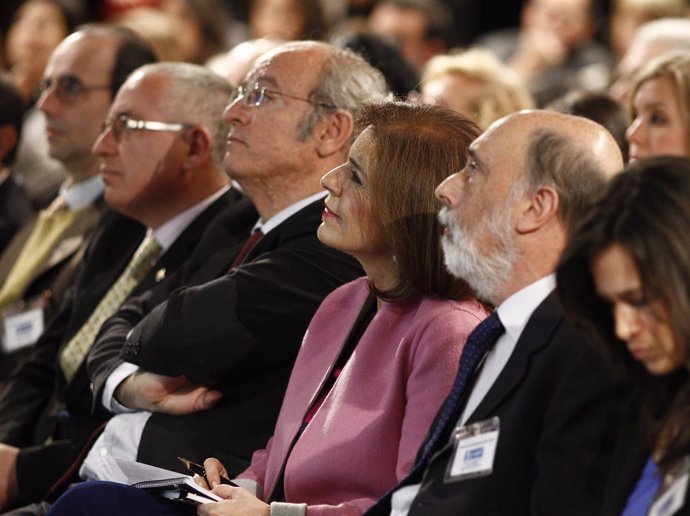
[349,156,364,174]
[467,148,487,173]
[252,75,279,89]
[636,100,668,110]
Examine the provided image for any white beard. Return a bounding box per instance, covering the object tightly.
[439,203,519,304]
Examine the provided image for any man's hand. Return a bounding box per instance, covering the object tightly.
[114,371,222,415]
[0,443,19,510]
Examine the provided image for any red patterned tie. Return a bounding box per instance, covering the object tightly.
[230,229,263,269]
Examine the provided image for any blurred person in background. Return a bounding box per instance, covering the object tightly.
[248,0,327,41]
[419,47,534,130]
[367,0,450,71]
[206,38,284,87]
[609,0,687,63]
[609,17,690,103]
[159,0,232,63]
[4,0,76,103]
[477,0,611,106]
[0,75,34,254]
[5,0,84,209]
[548,89,630,161]
[626,52,690,160]
[334,31,419,98]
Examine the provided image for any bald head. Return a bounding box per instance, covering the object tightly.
[490,110,623,232]
[435,109,623,302]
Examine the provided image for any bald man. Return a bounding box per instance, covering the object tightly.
[366,110,628,516]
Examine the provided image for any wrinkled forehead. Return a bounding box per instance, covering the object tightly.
[241,47,323,91]
[472,116,530,170]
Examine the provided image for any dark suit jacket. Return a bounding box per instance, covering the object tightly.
[0,199,105,311]
[87,198,364,477]
[0,189,255,506]
[599,404,690,516]
[367,293,629,516]
[0,173,34,254]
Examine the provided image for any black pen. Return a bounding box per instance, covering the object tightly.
[177,456,237,487]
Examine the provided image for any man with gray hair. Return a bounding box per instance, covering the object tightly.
[365,110,628,516]
[79,40,387,489]
[0,61,257,512]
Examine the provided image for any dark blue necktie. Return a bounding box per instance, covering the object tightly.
[414,311,505,472]
[364,311,506,516]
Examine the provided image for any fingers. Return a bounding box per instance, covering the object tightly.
[203,458,228,489]
[197,389,223,411]
[210,485,236,498]
[193,473,210,490]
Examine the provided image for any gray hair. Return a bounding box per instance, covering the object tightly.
[524,129,610,233]
[271,41,390,141]
[133,62,233,168]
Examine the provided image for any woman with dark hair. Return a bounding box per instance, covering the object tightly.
[557,156,690,516]
[47,101,487,516]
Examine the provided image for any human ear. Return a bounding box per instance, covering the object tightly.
[315,110,354,158]
[182,126,212,169]
[516,185,560,234]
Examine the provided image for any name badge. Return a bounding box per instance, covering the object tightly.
[2,307,45,353]
[650,456,690,516]
[445,417,500,483]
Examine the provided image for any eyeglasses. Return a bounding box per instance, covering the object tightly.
[233,82,337,110]
[36,75,110,105]
[101,114,193,143]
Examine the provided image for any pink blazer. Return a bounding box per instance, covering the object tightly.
[237,277,488,515]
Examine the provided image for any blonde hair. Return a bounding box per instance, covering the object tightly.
[421,47,534,129]
[631,52,690,151]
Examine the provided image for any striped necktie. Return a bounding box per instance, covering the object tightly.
[59,234,162,384]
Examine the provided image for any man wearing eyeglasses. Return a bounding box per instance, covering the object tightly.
[0,40,260,514]
[70,41,387,496]
[0,25,156,378]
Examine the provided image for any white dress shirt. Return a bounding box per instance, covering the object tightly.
[82,191,325,482]
[61,176,104,211]
[390,274,556,516]
[79,186,229,482]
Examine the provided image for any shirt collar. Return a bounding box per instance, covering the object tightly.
[152,185,230,251]
[60,176,104,211]
[255,191,327,235]
[496,274,556,343]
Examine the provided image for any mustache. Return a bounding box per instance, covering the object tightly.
[438,207,459,234]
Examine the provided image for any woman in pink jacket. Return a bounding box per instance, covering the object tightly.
[48,101,487,516]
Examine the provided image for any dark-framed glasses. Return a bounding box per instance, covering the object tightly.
[233,82,337,110]
[36,74,110,105]
[101,114,193,143]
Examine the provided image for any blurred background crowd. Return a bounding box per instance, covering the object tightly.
[0,0,689,215]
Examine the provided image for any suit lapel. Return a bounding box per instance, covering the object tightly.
[243,197,325,264]
[467,294,562,422]
[135,190,240,295]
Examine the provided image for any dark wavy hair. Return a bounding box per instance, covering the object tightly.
[556,156,690,472]
[357,100,480,302]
